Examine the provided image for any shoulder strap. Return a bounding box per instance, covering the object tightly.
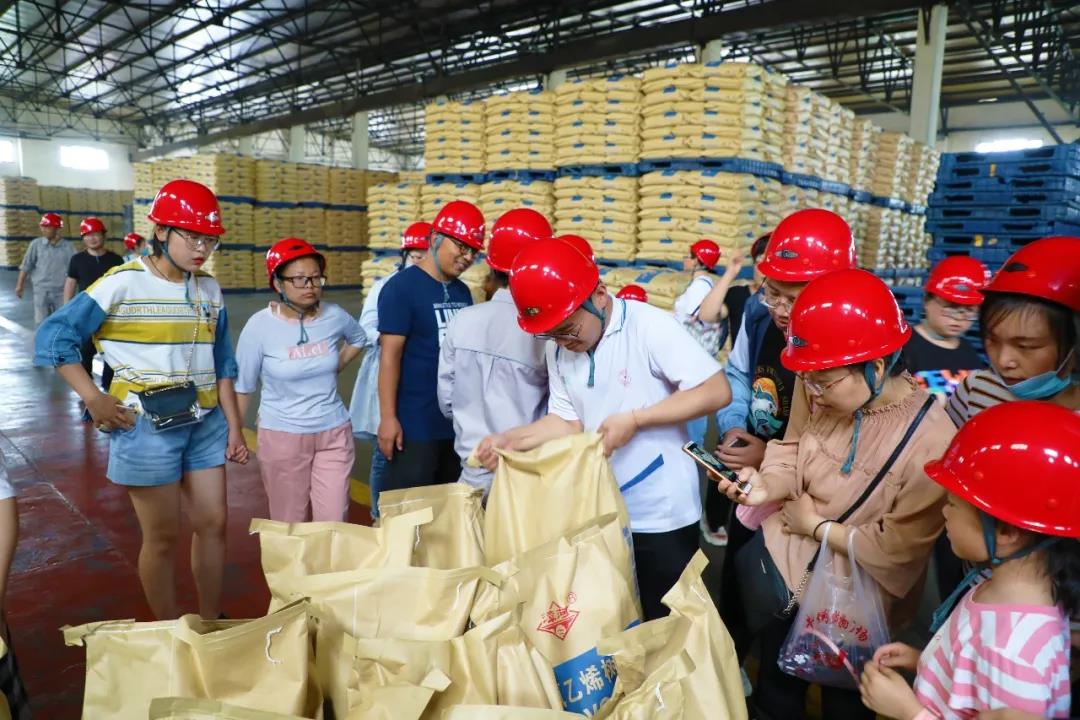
[837,394,936,524]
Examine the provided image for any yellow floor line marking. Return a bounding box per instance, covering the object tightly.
[241,427,371,507]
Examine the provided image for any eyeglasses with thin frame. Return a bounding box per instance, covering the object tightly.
[799,372,851,396]
[170,228,220,252]
[280,274,327,289]
[761,283,797,312]
[536,321,582,342]
[935,299,978,321]
[445,234,479,258]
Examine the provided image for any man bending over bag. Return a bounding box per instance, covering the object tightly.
[477,236,732,620]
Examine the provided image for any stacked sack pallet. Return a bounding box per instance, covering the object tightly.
[293,164,329,248]
[484,90,555,171]
[637,169,779,263]
[553,174,639,262]
[254,159,294,243]
[553,75,641,167]
[424,99,486,175]
[478,177,554,225]
[360,253,400,296]
[0,177,40,267]
[783,86,825,178]
[327,167,380,289]
[421,181,484,223]
[365,176,417,250]
[849,119,881,195]
[187,153,257,291]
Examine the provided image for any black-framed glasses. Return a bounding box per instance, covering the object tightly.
[280,275,327,288]
[536,322,582,342]
[169,228,220,252]
[447,235,479,258]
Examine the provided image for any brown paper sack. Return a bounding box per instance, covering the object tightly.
[344,670,449,720]
[63,601,315,720]
[472,513,641,626]
[148,697,308,719]
[377,484,484,569]
[597,641,694,719]
[441,707,585,719]
[595,551,747,720]
[479,433,630,566]
[251,508,429,607]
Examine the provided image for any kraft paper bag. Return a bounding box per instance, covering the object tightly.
[477,433,630,566]
[493,625,564,710]
[377,484,484,569]
[252,509,428,601]
[600,651,694,720]
[148,697,308,719]
[267,564,500,641]
[595,551,747,720]
[441,707,585,719]
[344,670,450,720]
[472,513,640,626]
[64,601,315,720]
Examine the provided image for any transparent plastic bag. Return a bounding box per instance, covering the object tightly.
[776,525,889,689]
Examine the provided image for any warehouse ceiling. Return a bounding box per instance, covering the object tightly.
[0,0,1076,156]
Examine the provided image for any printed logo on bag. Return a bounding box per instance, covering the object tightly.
[537,592,579,641]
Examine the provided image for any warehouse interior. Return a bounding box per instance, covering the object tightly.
[0,0,1078,717]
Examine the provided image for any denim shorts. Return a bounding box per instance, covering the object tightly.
[107,406,228,487]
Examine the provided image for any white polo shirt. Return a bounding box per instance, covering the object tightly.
[546,297,721,533]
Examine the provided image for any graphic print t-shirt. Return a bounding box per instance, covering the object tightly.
[903,330,983,401]
[378,264,472,441]
[749,322,795,440]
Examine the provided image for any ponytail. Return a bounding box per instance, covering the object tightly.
[1047,538,1080,617]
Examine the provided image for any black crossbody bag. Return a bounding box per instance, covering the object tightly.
[735,395,934,635]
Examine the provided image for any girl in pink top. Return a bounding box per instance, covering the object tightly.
[858,401,1077,719]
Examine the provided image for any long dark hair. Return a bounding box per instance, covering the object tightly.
[981,292,1076,366]
[1047,539,1080,617]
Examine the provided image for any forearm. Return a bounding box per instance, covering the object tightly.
[378,347,402,421]
[697,272,739,323]
[338,345,362,372]
[503,413,581,452]
[15,271,27,290]
[0,499,17,612]
[57,363,105,403]
[216,378,244,432]
[63,279,76,304]
[236,392,253,425]
[636,372,730,429]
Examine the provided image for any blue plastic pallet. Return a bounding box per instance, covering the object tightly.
[929,187,1078,207]
[926,203,1080,224]
[425,173,487,185]
[637,157,784,179]
[850,190,873,203]
[780,172,821,190]
[556,163,639,178]
[929,230,1046,251]
[938,157,1080,182]
[941,144,1080,169]
[819,179,851,197]
[870,196,907,211]
[927,245,1014,266]
[925,217,1080,236]
[484,169,556,182]
[934,174,1080,194]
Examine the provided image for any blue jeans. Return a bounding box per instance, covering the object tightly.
[686,415,707,448]
[355,432,389,518]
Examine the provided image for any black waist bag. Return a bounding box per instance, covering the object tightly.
[137,381,201,432]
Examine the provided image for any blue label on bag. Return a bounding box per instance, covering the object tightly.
[552,621,640,715]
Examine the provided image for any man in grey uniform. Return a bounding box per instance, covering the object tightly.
[15,213,75,324]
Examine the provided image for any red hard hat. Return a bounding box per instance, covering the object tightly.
[39,212,63,228]
[924,401,1080,538]
[402,222,432,251]
[782,268,911,372]
[617,284,649,303]
[690,239,721,269]
[925,256,988,305]
[558,234,595,264]
[487,208,553,273]
[147,179,226,236]
[80,217,106,236]
[982,236,1080,312]
[432,200,485,251]
[510,237,600,334]
[758,209,856,282]
[265,238,325,290]
[123,232,144,251]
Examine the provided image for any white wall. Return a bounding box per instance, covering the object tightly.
[0,136,134,190]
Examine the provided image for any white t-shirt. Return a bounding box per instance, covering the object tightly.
[546,298,722,533]
[672,275,715,324]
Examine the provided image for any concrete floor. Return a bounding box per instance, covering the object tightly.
[0,268,727,716]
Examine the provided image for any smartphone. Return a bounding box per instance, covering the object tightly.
[682,441,753,495]
[727,436,750,449]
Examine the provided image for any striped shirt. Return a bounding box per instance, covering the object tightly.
[34,258,238,409]
[914,586,1072,719]
[945,369,1016,428]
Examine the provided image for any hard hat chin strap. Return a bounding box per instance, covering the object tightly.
[580,298,606,388]
[159,230,196,306]
[841,350,901,475]
[429,234,452,302]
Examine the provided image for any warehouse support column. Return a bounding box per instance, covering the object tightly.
[700,39,726,64]
[237,137,254,156]
[288,124,306,163]
[545,69,567,90]
[351,112,370,170]
[909,4,948,145]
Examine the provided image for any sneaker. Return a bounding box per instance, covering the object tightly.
[699,517,729,547]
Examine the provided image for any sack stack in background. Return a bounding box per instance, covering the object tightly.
[553,174,639,262]
[422,181,484,222]
[185,153,256,198]
[366,179,421,250]
[637,170,778,262]
[479,179,554,224]
[824,105,855,186]
[904,144,941,207]
[484,91,555,171]
[553,75,642,167]
[0,177,39,266]
[424,99,486,175]
[870,132,914,200]
[361,253,399,295]
[849,119,881,194]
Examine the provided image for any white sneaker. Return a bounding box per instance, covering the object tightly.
[699,517,729,547]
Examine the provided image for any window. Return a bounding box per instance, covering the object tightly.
[59,144,110,170]
[0,139,14,164]
[974,137,1044,154]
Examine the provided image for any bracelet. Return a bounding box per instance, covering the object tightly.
[812,520,831,542]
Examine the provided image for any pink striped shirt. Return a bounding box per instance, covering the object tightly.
[914,585,1072,719]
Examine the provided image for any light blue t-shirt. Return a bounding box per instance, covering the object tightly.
[236,302,366,434]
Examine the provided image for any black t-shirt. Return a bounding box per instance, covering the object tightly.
[748,321,795,441]
[68,251,124,292]
[902,330,983,401]
[725,284,752,339]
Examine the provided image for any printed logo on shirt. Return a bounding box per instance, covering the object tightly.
[914,369,972,400]
[617,369,631,387]
[750,373,788,439]
[537,592,579,641]
[434,302,468,346]
[288,339,330,360]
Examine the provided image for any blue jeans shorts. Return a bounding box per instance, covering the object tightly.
[107,406,228,487]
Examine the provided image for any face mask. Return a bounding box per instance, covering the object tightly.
[993,349,1075,400]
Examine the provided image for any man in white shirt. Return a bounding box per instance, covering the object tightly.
[15,213,75,324]
[438,208,553,493]
[477,236,732,620]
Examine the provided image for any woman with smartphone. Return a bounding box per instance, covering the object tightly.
[713,269,957,720]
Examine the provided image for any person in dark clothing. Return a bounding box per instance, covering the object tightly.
[65,217,124,392]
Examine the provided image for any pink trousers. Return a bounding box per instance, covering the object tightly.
[257,421,355,522]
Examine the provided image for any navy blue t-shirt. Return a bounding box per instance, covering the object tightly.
[377,265,472,441]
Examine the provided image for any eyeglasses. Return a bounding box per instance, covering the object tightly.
[447,235,479,258]
[536,322,582,342]
[761,284,797,312]
[937,303,978,321]
[280,275,327,288]
[799,372,851,396]
[170,228,220,252]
